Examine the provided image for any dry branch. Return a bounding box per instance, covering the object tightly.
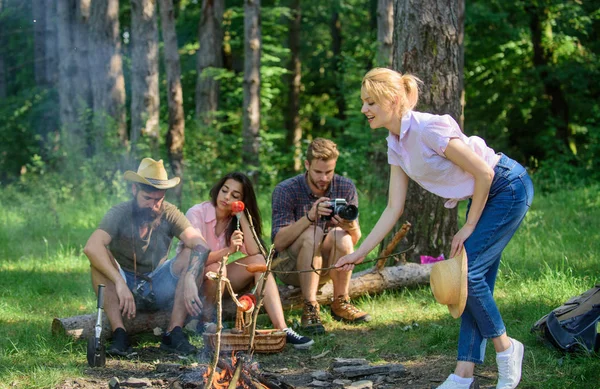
[376,222,411,270]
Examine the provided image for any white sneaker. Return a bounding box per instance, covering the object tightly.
[436,375,473,389]
[496,338,524,389]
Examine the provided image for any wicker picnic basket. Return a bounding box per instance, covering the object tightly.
[203,329,287,354]
[202,305,286,353]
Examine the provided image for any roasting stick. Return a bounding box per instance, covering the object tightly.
[205,255,228,389]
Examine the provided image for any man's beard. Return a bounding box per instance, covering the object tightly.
[308,174,330,192]
[132,201,164,228]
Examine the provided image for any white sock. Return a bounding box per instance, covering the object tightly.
[450,374,474,385]
[497,339,514,358]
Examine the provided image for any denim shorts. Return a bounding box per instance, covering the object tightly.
[119,259,179,310]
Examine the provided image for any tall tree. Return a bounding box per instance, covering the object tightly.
[195,0,224,124]
[381,0,462,260]
[44,0,59,86]
[286,0,302,172]
[131,0,160,154]
[526,3,570,152]
[32,0,47,86]
[57,0,85,154]
[0,0,7,99]
[376,0,393,67]
[330,0,346,136]
[74,0,93,155]
[242,0,261,182]
[159,0,185,205]
[89,0,127,153]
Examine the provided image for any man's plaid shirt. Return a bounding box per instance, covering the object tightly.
[271,173,358,243]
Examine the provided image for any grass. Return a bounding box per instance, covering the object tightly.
[0,180,599,388]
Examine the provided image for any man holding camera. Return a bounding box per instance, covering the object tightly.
[271,138,371,334]
[84,158,210,356]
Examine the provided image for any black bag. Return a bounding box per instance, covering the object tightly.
[531,284,600,354]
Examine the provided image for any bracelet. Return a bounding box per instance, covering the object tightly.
[306,213,315,223]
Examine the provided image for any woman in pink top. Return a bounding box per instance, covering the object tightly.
[186,172,313,349]
[336,68,533,389]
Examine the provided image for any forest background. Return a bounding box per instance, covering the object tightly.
[1,0,599,202]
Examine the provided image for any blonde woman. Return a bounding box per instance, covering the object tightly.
[336,68,533,389]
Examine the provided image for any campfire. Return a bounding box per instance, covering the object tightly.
[197,352,292,389]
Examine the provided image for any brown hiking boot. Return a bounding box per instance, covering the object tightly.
[301,300,325,334]
[331,295,372,323]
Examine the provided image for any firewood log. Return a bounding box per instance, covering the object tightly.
[52,262,432,340]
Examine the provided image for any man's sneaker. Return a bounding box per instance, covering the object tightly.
[106,327,132,357]
[301,300,325,335]
[496,338,524,389]
[331,295,372,323]
[160,326,197,355]
[283,328,314,350]
[436,375,478,389]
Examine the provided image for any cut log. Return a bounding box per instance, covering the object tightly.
[277,262,433,310]
[52,262,432,340]
[52,310,171,341]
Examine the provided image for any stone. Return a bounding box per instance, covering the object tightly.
[308,379,332,387]
[344,380,373,389]
[311,370,334,381]
[332,358,369,368]
[108,377,120,389]
[121,377,151,387]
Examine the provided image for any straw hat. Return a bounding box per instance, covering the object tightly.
[430,248,468,318]
[123,158,180,189]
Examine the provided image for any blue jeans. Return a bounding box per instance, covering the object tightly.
[119,259,180,310]
[457,154,534,364]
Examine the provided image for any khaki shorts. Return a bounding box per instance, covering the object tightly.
[272,248,331,287]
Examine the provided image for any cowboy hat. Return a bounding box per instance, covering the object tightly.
[430,247,468,318]
[123,158,180,190]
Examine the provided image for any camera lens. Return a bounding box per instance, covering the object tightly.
[338,204,358,220]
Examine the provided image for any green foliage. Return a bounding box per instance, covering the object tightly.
[1,0,599,193]
[465,0,600,186]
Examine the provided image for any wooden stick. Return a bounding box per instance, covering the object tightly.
[245,209,267,259]
[206,255,228,389]
[248,246,275,356]
[227,359,243,389]
[376,222,411,271]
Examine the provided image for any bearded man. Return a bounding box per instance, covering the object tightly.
[271,138,371,335]
[84,158,210,356]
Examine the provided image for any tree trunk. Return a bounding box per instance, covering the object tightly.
[0,1,7,98]
[286,0,302,173]
[57,0,86,155]
[74,0,93,156]
[376,0,393,67]
[242,0,261,184]
[526,4,570,152]
[159,0,185,206]
[195,0,224,124]
[381,0,462,261]
[52,262,432,339]
[89,0,127,153]
[32,0,47,86]
[330,1,345,136]
[131,0,160,155]
[45,0,59,86]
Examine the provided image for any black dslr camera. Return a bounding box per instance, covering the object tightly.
[321,198,359,221]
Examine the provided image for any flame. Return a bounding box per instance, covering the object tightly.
[202,354,264,389]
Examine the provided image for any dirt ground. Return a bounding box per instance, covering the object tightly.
[56,345,499,389]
